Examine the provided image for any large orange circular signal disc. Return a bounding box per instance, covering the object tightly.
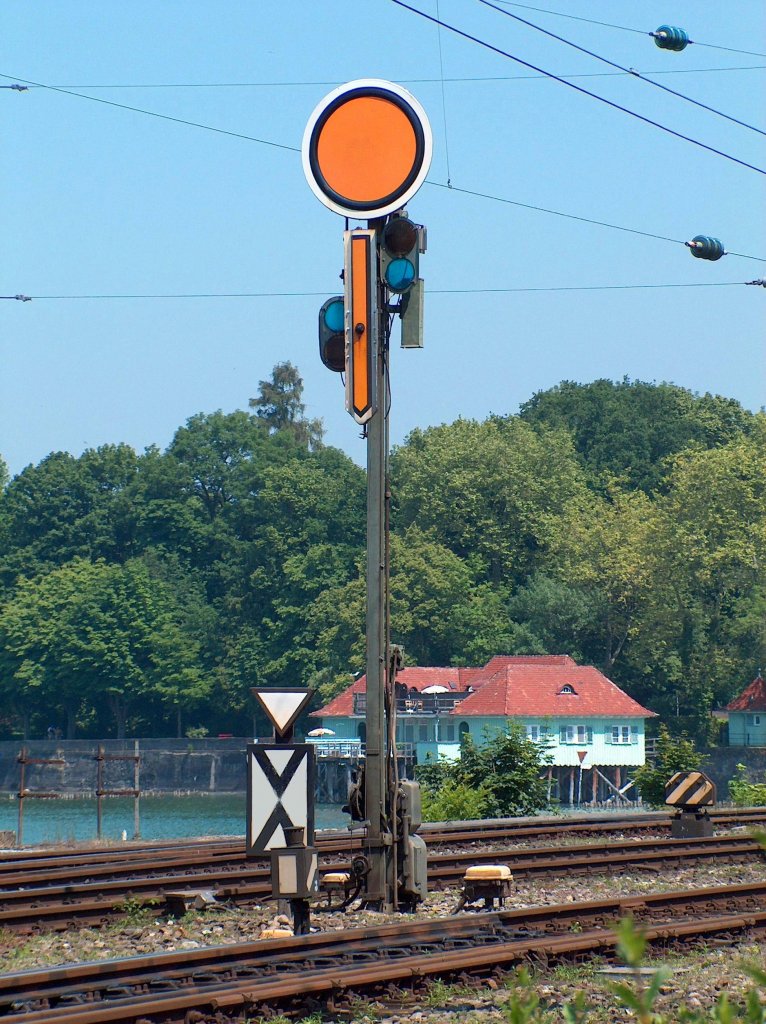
[303,80,432,218]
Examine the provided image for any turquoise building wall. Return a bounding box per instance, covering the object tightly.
[318,713,646,767]
[728,712,766,747]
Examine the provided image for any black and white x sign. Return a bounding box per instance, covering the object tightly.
[246,743,315,854]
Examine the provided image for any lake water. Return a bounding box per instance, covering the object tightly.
[0,794,348,847]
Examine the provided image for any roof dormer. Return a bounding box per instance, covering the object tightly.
[558,684,578,695]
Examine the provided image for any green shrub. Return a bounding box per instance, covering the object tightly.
[633,725,706,807]
[729,763,766,807]
[420,780,490,822]
[415,725,550,821]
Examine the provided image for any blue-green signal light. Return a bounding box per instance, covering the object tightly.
[323,298,345,333]
[385,258,416,293]
[318,294,346,373]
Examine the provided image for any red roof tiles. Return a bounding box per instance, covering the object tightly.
[313,656,656,719]
[455,663,654,718]
[725,676,766,712]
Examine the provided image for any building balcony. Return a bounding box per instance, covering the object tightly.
[305,738,416,761]
[352,693,469,716]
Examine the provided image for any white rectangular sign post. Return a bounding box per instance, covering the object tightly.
[246,743,315,856]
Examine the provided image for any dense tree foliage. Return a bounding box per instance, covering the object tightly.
[632,726,706,806]
[416,729,551,818]
[520,378,754,494]
[0,373,761,744]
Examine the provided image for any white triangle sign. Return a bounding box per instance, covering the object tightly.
[252,688,313,737]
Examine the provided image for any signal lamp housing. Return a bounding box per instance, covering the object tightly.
[318,296,346,372]
[381,215,420,294]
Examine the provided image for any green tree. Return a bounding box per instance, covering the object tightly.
[391,416,588,586]
[632,725,705,806]
[625,424,766,739]
[0,558,208,738]
[443,583,530,666]
[249,361,324,449]
[506,573,603,666]
[416,727,550,818]
[389,527,476,665]
[0,445,142,590]
[520,378,753,494]
[553,487,662,675]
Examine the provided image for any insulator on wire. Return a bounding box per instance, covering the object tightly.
[686,236,725,261]
[653,25,690,51]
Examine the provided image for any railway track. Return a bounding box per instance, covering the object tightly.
[3,879,766,1023]
[1,831,764,932]
[3,806,765,872]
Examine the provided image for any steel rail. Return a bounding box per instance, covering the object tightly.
[2,807,764,881]
[1,818,761,892]
[1,833,763,933]
[3,806,765,870]
[1,832,759,899]
[3,882,766,1023]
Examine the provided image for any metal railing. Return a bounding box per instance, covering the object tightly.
[307,740,416,760]
[353,693,469,716]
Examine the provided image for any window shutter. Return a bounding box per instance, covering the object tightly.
[631,725,639,744]
[587,727,593,743]
[559,726,567,742]
[605,726,612,744]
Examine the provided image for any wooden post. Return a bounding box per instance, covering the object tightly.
[568,767,575,806]
[591,766,598,804]
[96,745,104,839]
[133,740,140,839]
[17,748,26,847]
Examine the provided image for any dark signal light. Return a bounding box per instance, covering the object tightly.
[381,215,420,294]
[319,296,346,372]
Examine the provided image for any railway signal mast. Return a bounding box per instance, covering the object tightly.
[303,80,432,910]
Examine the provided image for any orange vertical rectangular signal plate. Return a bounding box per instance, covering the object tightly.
[344,229,377,424]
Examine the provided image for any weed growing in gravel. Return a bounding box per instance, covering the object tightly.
[549,962,600,983]
[344,994,380,1021]
[113,895,160,926]
[0,939,42,972]
[248,1015,322,1024]
[497,919,766,1023]
[424,978,478,1006]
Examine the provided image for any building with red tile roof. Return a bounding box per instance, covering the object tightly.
[311,655,657,805]
[724,674,766,746]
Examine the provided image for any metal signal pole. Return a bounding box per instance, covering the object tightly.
[303,78,432,913]
[363,222,395,909]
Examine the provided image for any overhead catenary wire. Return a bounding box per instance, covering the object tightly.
[4,70,764,262]
[477,0,766,136]
[388,0,766,175]
[425,180,766,261]
[435,0,453,185]
[6,66,765,88]
[1,282,753,301]
[491,0,766,59]
[0,71,300,152]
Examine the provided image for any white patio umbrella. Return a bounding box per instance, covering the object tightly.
[307,727,336,737]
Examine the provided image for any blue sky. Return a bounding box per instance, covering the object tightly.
[3,1,764,477]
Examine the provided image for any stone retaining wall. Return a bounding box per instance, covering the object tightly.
[2,739,765,804]
[0,739,358,800]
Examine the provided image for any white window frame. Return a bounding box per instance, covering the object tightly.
[609,723,640,744]
[559,724,593,744]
